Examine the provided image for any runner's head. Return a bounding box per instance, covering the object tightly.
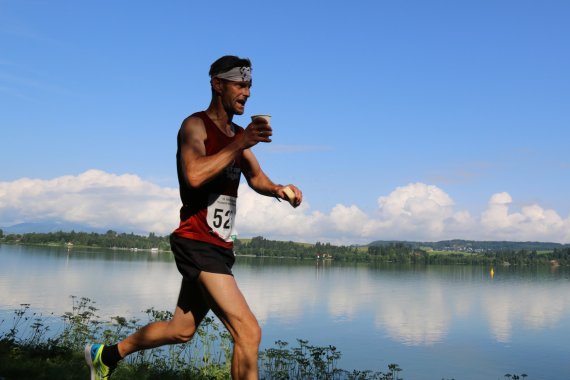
[209,55,252,115]
[209,55,252,82]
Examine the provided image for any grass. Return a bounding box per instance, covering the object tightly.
[0,297,530,380]
[0,297,400,380]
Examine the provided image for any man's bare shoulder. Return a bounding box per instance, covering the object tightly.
[181,114,206,130]
[180,114,207,141]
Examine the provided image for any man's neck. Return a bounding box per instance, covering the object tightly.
[205,102,234,135]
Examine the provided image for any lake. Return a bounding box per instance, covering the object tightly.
[1,244,569,379]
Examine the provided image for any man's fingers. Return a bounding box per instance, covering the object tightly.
[282,186,301,207]
[247,124,272,143]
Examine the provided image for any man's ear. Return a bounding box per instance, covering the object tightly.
[211,77,224,95]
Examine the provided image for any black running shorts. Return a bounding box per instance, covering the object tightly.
[170,233,236,282]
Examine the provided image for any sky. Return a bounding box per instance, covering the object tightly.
[1,0,569,244]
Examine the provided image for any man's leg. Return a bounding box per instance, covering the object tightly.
[117,277,210,357]
[198,271,261,380]
[85,278,209,380]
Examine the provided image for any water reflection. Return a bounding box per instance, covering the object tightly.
[236,259,570,349]
[0,244,180,317]
[373,281,451,346]
[482,282,570,342]
[2,245,570,350]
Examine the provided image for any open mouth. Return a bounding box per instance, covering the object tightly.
[236,99,246,107]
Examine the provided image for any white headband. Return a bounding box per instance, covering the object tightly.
[212,66,252,82]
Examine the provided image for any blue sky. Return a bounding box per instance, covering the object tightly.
[1,1,569,243]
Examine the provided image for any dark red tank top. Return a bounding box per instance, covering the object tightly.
[172,111,244,249]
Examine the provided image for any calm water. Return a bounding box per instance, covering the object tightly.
[1,244,569,379]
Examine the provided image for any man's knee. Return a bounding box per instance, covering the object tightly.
[237,319,262,348]
[249,320,262,345]
[170,324,197,344]
[172,333,194,344]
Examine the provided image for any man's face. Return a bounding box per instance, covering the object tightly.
[219,79,252,115]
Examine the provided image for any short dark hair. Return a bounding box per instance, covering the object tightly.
[209,55,252,77]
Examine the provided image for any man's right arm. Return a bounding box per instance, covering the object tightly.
[179,116,272,188]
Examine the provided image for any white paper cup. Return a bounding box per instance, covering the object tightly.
[251,114,271,123]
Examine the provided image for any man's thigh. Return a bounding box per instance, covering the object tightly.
[171,277,210,331]
[197,272,257,335]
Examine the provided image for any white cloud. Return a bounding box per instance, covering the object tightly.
[373,183,474,239]
[236,187,327,240]
[1,170,570,243]
[329,204,370,233]
[480,191,570,242]
[0,169,180,234]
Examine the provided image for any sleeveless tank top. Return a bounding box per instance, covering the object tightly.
[172,111,244,249]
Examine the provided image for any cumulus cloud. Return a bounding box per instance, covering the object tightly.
[236,187,327,240]
[480,192,570,242]
[0,170,180,234]
[1,170,570,243]
[374,183,475,239]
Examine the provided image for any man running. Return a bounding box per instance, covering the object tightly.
[85,55,302,380]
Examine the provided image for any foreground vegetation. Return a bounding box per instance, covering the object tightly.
[0,297,401,380]
[2,230,570,266]
[0,298,530,380]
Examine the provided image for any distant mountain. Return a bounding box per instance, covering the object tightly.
[1,221,111,234]
[368,239,570,252]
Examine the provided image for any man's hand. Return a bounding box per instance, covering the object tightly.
[275,184,303,208]
[240,118,273,149]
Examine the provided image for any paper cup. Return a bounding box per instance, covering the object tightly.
[251,114,271,123]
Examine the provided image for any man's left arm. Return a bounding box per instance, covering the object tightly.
[242,149,302,207]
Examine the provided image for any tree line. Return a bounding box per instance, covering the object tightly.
[0,230,171,251]
[1,230,569,266]
[369,238,569,252]
[234,236,365,260]
[239,238,570,265]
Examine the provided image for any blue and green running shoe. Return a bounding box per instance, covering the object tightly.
[84,343,114,380]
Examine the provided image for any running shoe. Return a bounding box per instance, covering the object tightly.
[84,343,114,380]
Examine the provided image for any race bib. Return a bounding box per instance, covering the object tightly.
[207,194,237,242]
